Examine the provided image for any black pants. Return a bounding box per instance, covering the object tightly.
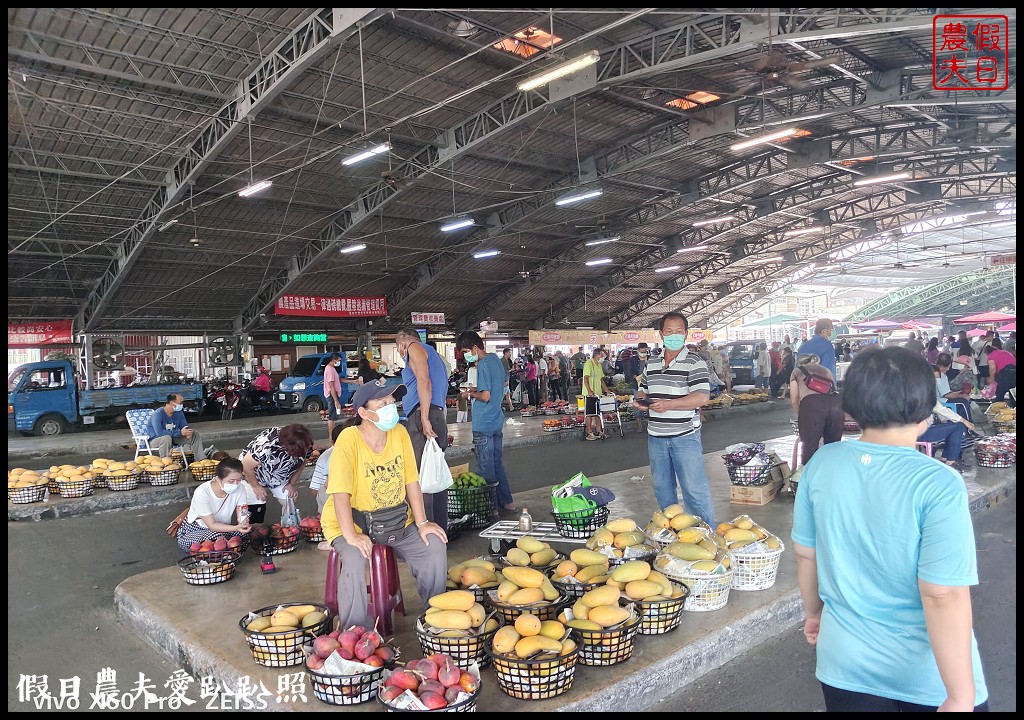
[405,404,450,531]
[995,365,1016,407]
[821,683,989,712]
[797,394,844,466]
[525,379,538,406]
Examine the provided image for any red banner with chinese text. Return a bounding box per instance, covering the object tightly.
[8,320,74,347]
[274,294,387,318]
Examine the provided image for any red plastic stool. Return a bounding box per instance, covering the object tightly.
[324,544,406,634]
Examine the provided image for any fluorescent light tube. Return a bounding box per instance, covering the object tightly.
[730,127,799,151]
[751,255,784,264]
[238,180,272,197]
[784,227,825,237]
[517,50,600,92]
[655,265,680,273]
[473,250,500,259]
[556,188,603,206]
[158,219,178,232]
[853,171,911,186]
[576,326,594,330]
[677,244,710,253]
[692,216,736,227]
[584,236,620,247]
[341,143,391,166]
[339,244,366,254]
[441,218,475,232]
[585,258,613,266]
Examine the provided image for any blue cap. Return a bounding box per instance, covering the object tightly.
[569,485,616,506]
[349,378,406,411]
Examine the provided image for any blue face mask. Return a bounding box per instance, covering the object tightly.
[663,334,687,351]
[174,403,184,412]
[369,403,400,432]
[463,351,478,363]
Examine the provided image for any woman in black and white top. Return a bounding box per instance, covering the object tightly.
[176,458,251,551]
[239,424,315,524]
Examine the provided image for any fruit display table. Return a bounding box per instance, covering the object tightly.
[478,520,589,551]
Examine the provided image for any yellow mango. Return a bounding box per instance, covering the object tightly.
[501,567,545,589]
[662,503,684,519]
[428,590,476,612]
[580,585,620,608]
[539,578,560,602]
[752,526,768,540]
[270,610,299,628]
[604,578,623,590]
[570,600,590,621]
[424,610,473,630]
[610,560,651,584]
[676,528,706,544]
[732,516,754,530]
[624,580,663,600]
[645,595,670,602]
[724,528,758,544]
[246,617,273,632]
[447,563,467,583]
[585,528,615,550]
[539,620,566,641]
[665,542,716,561]
[650,511,670,529]
[553,560,578,579]
[516,536,547,554]
[613,531,646,549]
[496,580,519,602]
[514,635,562,659]
[560,638,577,656]
[567,618,602,631]
[587,605,631,628]
[506,548,531,567]
[466,603,487,627]
[507,587,544,606]
[605,518,638,534]
[286,605,316,622]
[728,539,756,551]
[570,549,608,566]
[690,560,722,573]
[574,563,610,584]
[765,535,782,550]
[699,539,719,555]
[514,613,542,637]
[461,567,498,588]
[425,606,444,616]
[483,618,501,633]
[713,533,729,549]
[530,548,557,567]
[462,558,496,572]
[492,626,522,654]
[646,570,674,597]
[670,513,700,531]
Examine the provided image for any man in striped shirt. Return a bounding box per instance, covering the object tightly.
[635,312,715,528]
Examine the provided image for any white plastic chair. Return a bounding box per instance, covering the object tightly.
[126,409,156,460]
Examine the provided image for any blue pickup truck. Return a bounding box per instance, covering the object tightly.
[8,359,203,436]
[721,340,768,387]
[275,352,403,413]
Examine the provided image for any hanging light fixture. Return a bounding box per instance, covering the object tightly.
[341,142,391,166]
[441,218,475,232]
[853,171,912,186]
[239,118,271,197]
[584,236,619,247]
[556,188,603,207]
[692,216,736,227]
[473,250,500,259]
[517,50,600,92]
[677,243,711,253]
[730,127,800,151]
[339,244,366,254]
[585,258,613,266]
[655,265,680,273]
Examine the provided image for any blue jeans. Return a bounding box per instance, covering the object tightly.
[753,374,768,390]
[473,430,513,508]
[918,421,966,461]
[648,430,715,527]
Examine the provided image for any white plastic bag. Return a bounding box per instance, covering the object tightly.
[418,437,454,494]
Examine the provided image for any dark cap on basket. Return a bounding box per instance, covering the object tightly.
[350,379,407,411]
[569,485,616,506]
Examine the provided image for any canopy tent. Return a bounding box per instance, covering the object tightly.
[966,328,988,337]
[852,319,903,329]
[997,322,1016,333]
[953,311,1016,324]
[901,321,943,331]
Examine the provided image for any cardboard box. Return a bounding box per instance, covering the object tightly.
[448,462,470,478]
[730,477,783,506]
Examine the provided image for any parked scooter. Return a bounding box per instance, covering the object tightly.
[210,378,242,421]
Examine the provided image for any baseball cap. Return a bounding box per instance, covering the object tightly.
[349,379,407,411]
[568,485,616,506]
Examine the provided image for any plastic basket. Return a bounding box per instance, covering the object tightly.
[9,484,48,504]
[484,593,567,625]
[721,443,765,464]
[574,612,642,666]
[992,420,1016,434]
[415,614,501,669]
[488,641,579,700]
[730,542,784,591]
[250,532,301,556]
[975,446,1015,468]
[550,505,609,540]
[145,468,181,486]
[105,473,140,491]
[238,602,331,668]
[635,590,688,635]
[659,565,734,612]
[90,475,107,489]
[170,449,196,465]
[190,546,248,563]
[190,464,217,482]
[308,665,384,706]
[548,575,602,602]
[607,548,659,568]
[447,484,496,530]
[301,526,326,542]
[378,687,479,712]
[177,552,240,586]
[56,478,95,498]
[725,463,773,487]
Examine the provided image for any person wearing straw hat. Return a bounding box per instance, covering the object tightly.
[321,380,447,630]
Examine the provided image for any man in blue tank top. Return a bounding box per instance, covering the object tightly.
[396,328,451,530]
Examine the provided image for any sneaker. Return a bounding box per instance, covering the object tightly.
[585,434,599,441]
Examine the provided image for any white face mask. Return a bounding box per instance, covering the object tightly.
[221,481,240,494]
[368,403,400,431]
[173,403,183,412]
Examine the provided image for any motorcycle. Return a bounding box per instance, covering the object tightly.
[242,377,277,414]
[210,378,242,421]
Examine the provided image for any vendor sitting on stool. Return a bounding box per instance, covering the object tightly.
[321,381,448,630]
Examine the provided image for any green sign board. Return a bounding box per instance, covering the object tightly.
[280,332,327,343]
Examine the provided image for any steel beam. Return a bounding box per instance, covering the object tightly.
[845,266,1015,321]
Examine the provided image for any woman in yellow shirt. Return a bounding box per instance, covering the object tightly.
[321,380,448,629]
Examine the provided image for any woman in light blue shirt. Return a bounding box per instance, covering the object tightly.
[792,346,988,712]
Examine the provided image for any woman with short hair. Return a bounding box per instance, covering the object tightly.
[239,423,315,523]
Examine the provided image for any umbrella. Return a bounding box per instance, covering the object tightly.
[997,322,1015,333]
[901,321,942,331]
[953,311,1015,324]
[966,328,988,337]
[852,319,903,329]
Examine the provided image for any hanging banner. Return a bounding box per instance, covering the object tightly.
[528,329,716,346]
[275,294,387,318]
[411,312,446,325]
[989,253,1015,266]
[8,320,74,347]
